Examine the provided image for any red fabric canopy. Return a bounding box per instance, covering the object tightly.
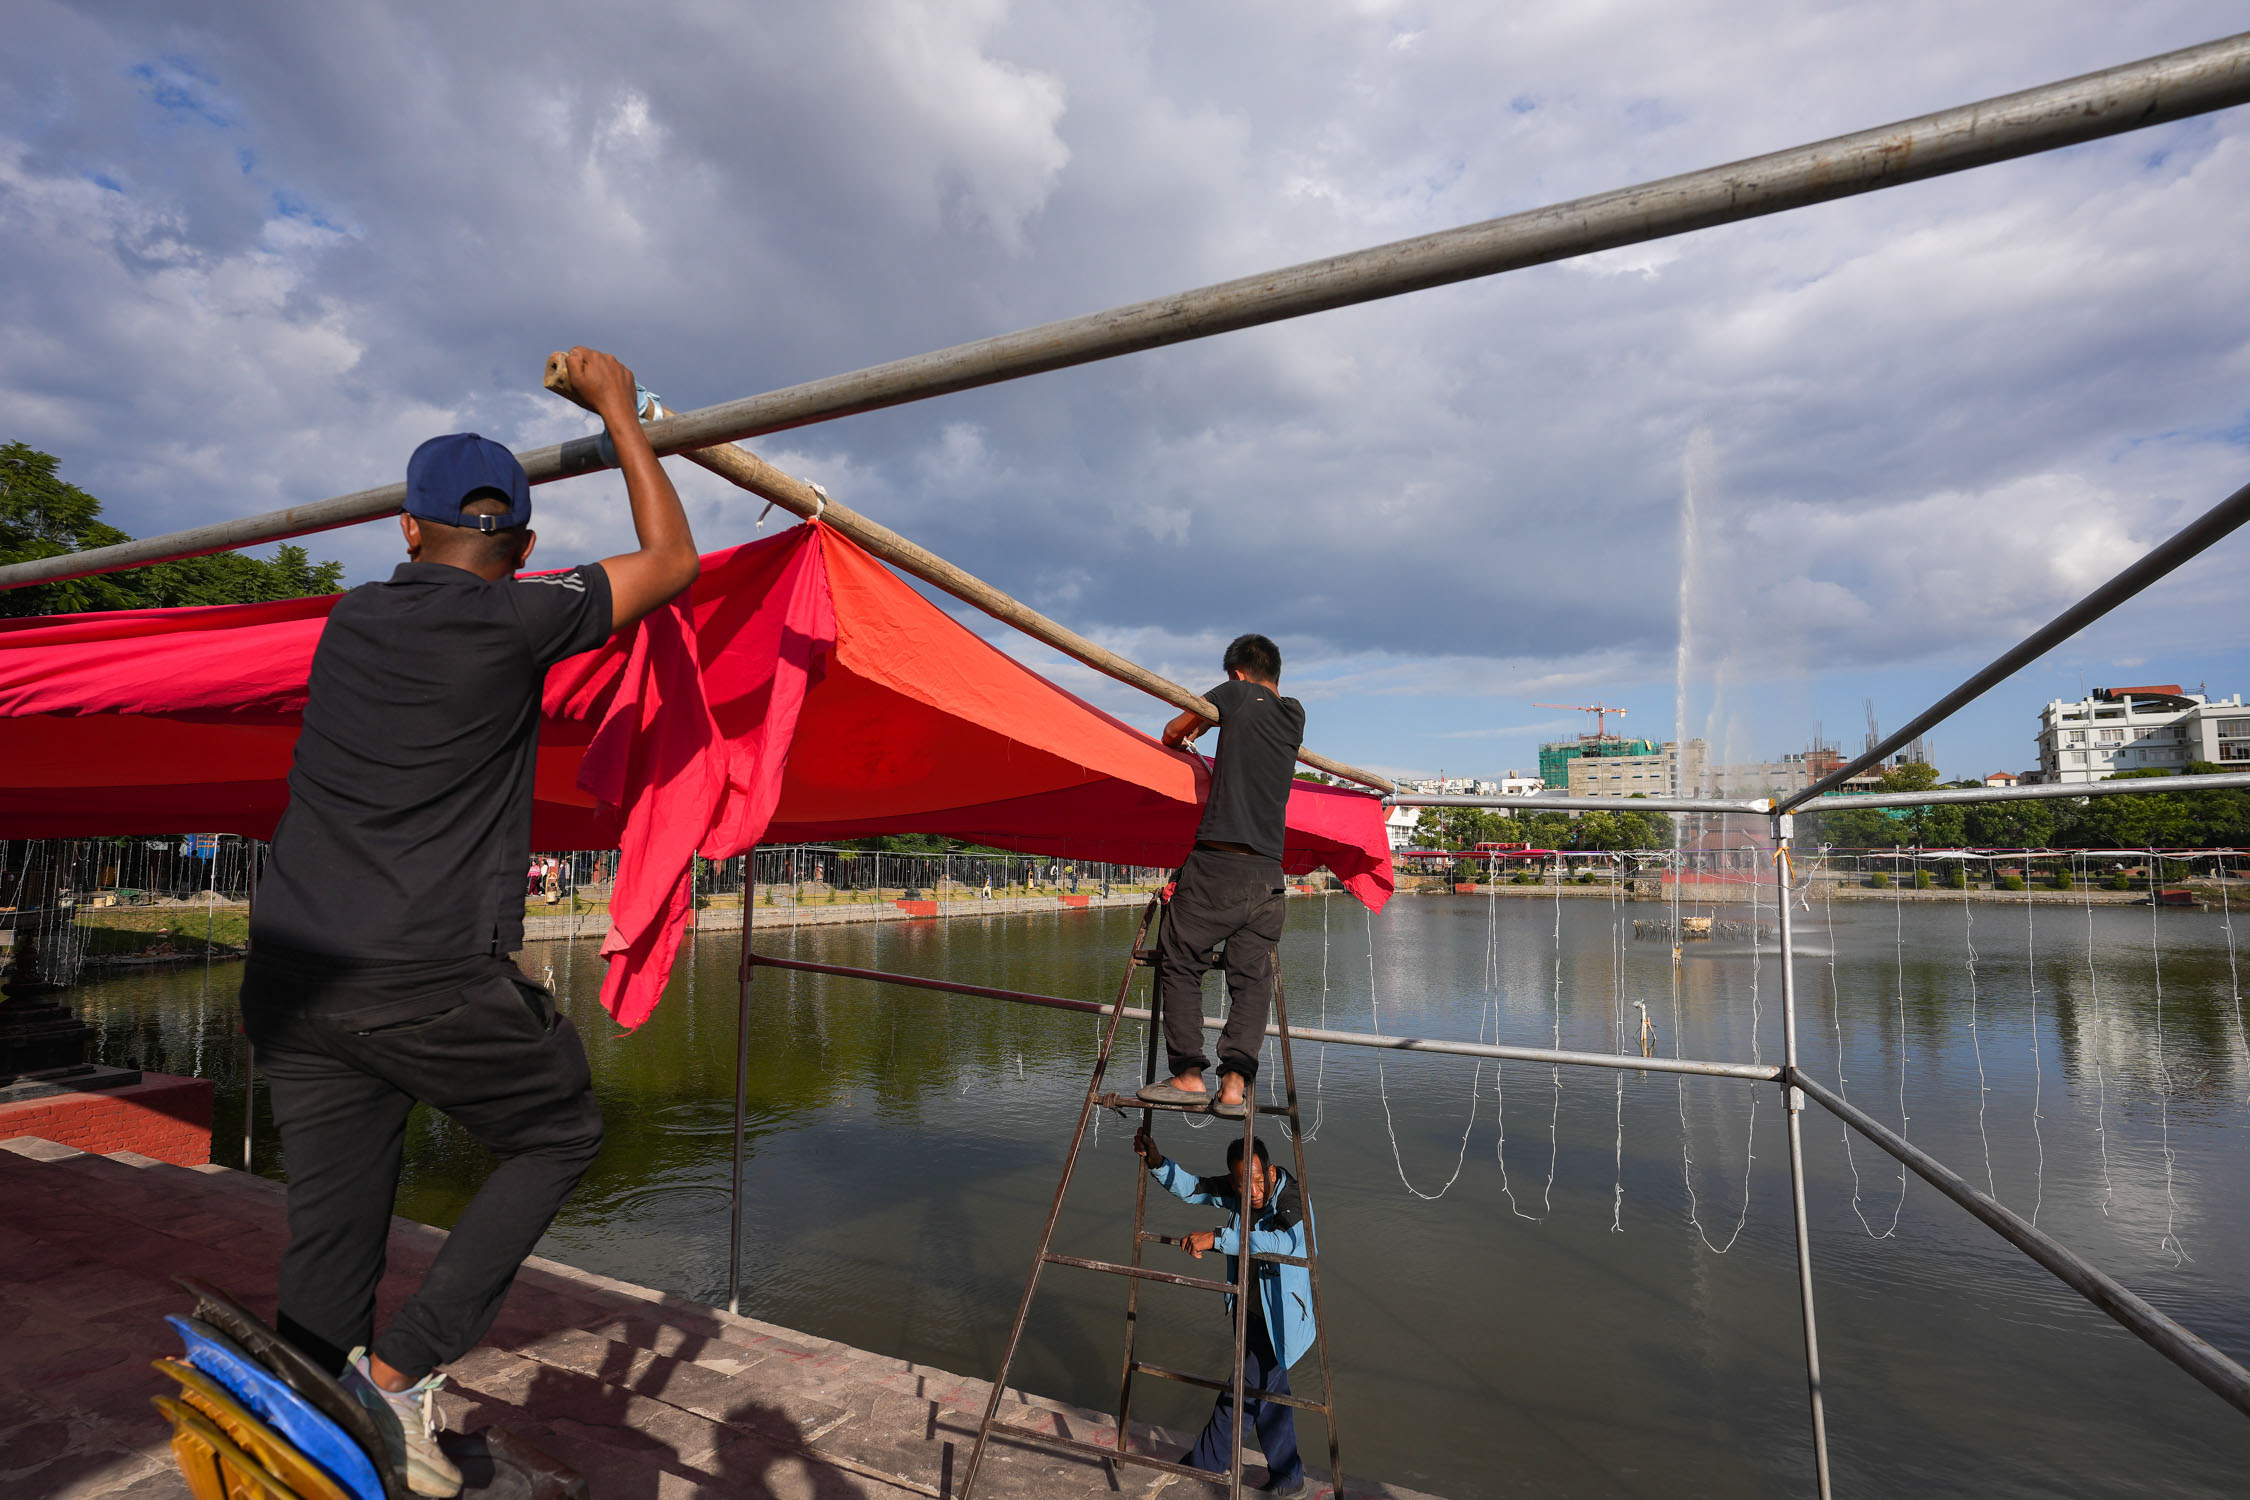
[0,523,1393,1025]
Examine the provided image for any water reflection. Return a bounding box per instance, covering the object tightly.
[66,893,2250,1498]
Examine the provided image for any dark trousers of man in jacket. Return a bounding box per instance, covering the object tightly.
[1182,1313,1302,1489]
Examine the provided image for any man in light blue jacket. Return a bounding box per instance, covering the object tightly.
[1134,1129,1314,1498]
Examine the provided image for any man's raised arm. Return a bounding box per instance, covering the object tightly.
[564,345,700,630]
[1162,703,1217,750]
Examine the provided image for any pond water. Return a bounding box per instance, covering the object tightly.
[73,885,2250,1498]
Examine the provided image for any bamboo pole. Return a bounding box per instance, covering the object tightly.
[5,31,2247,594]
[541,355,1395,794]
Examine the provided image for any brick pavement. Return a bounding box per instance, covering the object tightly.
[0,1137,1430,1500]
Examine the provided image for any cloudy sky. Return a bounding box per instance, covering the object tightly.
[8,1,2250,784]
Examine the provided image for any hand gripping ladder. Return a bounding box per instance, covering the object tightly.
[960,893,1345,1499]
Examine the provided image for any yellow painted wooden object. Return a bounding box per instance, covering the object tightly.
[152,1395,303,1499]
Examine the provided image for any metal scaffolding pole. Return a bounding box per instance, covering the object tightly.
[7,33,2250,593]
[1386,792,1770,814]
[727,868,755,1317]
[1783,475,2250,810]
[1771,819,1833,1499]
[745,951,1780,1080]
[1791,1070,2250,1419]
[1803,768,2250,812]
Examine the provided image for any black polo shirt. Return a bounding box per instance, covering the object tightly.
[251,560,614,962]
[1194,678,1306,861]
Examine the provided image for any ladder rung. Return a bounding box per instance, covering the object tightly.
[1128,1359,1330,1412]
[1092,1091,1292,1117]
[981,1425,1220,1485]
[1041,1252,1235,1294]
[1250,1250,1311,1267]
[1134,1233,1311,1271]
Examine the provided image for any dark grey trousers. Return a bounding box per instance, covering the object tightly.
[240,950,604,1381]
[1156,847,1288,1082]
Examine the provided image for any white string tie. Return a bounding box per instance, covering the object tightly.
[757,484,829,531]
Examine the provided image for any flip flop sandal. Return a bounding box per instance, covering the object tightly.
[1137,1080,1214,1108]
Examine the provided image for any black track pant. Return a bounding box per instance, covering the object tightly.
[240,950,604,1381]
[1156,847,1288,1082]
[1182,1314,1301,1486]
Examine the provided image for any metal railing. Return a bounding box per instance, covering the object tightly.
[723,467,2250,1499]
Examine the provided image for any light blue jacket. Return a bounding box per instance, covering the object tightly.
[1151,1158,1317,1369]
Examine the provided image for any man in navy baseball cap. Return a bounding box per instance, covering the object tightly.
[403,433,533,533]
[242,350,700,1496]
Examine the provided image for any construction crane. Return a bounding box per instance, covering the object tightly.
[1535,702,1631,741]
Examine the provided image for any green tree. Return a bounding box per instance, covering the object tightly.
[1805,761,1960,848]
[2180,761,2250,846]
[1,442,342,617]
[2058,767,2198,849]
[1963,795,2056,849]
[1610,801,1673,850]
[1414,806,1511,849]
[843,834,957,853]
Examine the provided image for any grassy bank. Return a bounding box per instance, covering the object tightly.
[74,902,249,958]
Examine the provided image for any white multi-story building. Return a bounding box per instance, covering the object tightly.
[2035,685,2250,783]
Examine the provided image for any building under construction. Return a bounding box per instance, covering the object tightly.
[1536,734,1660,790]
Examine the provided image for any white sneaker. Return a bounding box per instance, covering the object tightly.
[343,1347,464,1498]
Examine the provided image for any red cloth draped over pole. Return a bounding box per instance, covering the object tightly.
[0,524,1394,1027]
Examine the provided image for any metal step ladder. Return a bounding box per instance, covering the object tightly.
[960,894,1344,1499]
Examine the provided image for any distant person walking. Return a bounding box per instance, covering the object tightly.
[1139,634,1303,1119]
[239,347,700,1497]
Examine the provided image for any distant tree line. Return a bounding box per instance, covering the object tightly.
[1,441,343,617]
[1804,760,2250,849]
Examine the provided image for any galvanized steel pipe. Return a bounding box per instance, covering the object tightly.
[1388,793,1772,814]
[747,951,1781,1080]
[1804,767,2250,812]
[1783,477,2250,809]
[1792,1069,2250,1420]
[8,32,2250,590]
[1772,828,1835,1498]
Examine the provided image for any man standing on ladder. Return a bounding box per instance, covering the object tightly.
[1134,1129,1313,1498]
[1139,633,1304,1120]
[238,348,700,1497]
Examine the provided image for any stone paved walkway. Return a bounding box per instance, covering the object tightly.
[0,1137,1431,1500]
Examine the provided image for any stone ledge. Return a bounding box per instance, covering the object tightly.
[0,1075,213,1166]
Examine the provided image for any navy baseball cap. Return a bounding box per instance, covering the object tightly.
[404,433,532,532]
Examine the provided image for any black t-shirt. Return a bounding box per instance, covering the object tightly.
[1194,678,1306,861]
[251,560,615,961]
